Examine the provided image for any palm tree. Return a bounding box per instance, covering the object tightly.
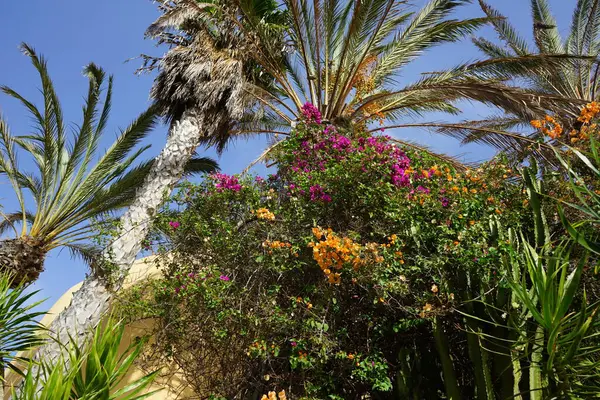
[0,44,218,288]
[145,0,580,168]
[33,0,576,376]
[30,0,287,372]
[441,0,600,157]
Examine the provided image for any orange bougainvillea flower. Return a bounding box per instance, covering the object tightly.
[420,303,433,318]
[578,101,600,124]
[261,390,287,400]
[263,240,292,250]
[312,227,323,239]
[310,227,392,284]
[531,114,563,139]
[530,119,543,129]
[255,208,275,221]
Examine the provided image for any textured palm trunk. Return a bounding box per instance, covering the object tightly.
[0,238,46,287]
[16,42,245,395]
[31,110,204,363]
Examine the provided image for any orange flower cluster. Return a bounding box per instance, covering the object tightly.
[309,228,399,284]
[254,208,275,221]
[295,296,313,309]
[420,303,433,318]
[261,391,287,400]
[263,240,292,249]
[569,123,597,143]
[263,240,297,256]
[248,341,278,358]
[309,228,362,284]
[429,165,443,177]
[567,102,600,143]
[531,115,563,139]
[578,101,600,124]
[248,341,267,353]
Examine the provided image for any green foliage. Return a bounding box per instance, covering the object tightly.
[118,120,528,398]
[0,275,45,381]
[554,135,600,254]
[13,316,159,400]
[146,0,556,166]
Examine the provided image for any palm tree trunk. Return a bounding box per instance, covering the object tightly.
[25,108,206,379]
[0,238,46,287]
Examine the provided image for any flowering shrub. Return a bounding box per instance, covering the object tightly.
[531,101,600,144]
[119,116,529,398]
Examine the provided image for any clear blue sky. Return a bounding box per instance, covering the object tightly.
[0,0,575,308]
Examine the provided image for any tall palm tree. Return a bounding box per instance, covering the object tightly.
[440,0,600,158]
[0,44,218,288]
[33,0,577,376]
[30,0,287,372]
[148,0,580,167]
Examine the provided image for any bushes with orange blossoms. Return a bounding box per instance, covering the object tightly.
[121,117,529,398]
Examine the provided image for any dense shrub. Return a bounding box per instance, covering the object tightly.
[119,116,529,398]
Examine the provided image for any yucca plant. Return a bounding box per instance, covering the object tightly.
[0,275,46,399]
[553,134,600,255]
[508,238,600,398]
[450,165,600,399]
[0,44,218,287]
[12,316,159,400]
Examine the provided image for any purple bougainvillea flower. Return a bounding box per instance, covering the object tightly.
[212,173,242,192]
[219,275,230,281]
[169,221,181,229]
[301,102,322,124]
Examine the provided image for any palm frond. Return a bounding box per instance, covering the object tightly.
[531,0,564,54]
[0,47,219,271]
[477,0,530,56]
[64,243,103,266]
[0,211,35,237]
[241,138,283,175]
[387,137,471,170]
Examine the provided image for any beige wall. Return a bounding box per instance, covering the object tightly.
[4,257,195,400]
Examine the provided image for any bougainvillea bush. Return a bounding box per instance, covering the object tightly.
[119,115,530,398]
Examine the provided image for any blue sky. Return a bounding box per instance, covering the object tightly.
[0,0,576,308]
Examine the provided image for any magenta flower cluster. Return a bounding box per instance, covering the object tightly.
[282,125,416,199]
[309,184,332,202]
[301,102,322,124]
[212,173,242,192]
